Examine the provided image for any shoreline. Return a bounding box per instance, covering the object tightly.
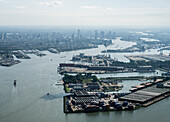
[63,77,170,114]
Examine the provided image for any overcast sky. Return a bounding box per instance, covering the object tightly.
[0,0,170,26]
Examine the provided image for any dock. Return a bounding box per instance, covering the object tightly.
[13,50,31,59]
[63,76,170,113]
[0,54,21,67]
[119,78,170,106]
[32,49,46,57]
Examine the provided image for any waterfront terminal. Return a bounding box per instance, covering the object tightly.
[64,77,170,113]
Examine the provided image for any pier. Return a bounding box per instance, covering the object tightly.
[119,78,170,106]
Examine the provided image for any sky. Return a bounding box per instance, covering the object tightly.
[0,0,170,26]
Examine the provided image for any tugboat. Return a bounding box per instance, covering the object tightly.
[13,80,17,86]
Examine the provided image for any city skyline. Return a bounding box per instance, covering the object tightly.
[0,0,170,26]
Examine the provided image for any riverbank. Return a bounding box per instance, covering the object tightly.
[100,76,163,81]
[1,35,170,122]
[64,92,138,113]
[64,77,170,113]
[0,46,98,67]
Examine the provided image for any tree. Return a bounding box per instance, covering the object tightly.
[92,75,98,82]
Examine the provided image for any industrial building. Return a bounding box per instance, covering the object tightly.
[119,80,170,105]
[72,90,99,105]
[87,66,124,71]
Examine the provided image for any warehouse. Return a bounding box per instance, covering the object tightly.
[119,80,170,105]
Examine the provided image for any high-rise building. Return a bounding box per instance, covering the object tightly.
[108,31,111,39]
[95,30,98,40]
[0,33,2,41]
[77,29,80,39]
[1,33,6,41]
[52,32,56,39]
[101,31,105,39]
[72,34,75,40]
[80,34,82,39]
[113,32,116,36]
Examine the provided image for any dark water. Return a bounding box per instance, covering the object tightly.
[0,39,170,122]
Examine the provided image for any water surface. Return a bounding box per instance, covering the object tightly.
[0,39,169,122]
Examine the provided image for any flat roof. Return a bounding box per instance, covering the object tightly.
[120,80,170,103]
[74,90,89,97]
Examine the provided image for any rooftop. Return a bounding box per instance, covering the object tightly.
[120,80,170,103]
[74,90,89,97]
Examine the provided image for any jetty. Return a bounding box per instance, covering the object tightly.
[119,78,170,107]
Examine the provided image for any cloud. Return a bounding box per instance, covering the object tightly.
[0,0,6,2]
[40,1,63,7]
[104,7,170,16]
[81,6,99,9]
[106,8,113,10]
[16,6,26,9]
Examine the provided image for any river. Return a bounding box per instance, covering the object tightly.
[0,38,169,122]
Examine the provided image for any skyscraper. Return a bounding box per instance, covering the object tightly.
[101,31,105,40]
[95,30,98,40]
[1,33,6,41]
[108,31,111,39]
[77,29,80,39]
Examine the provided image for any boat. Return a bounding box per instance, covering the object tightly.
[61,56,66,58]
[139,79,147,82]
[13,80,17,86]
[55,82,63,85]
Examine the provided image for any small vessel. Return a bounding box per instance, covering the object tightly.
[139,79,146,82]
[61,56,66,58]
[13,80,17,86]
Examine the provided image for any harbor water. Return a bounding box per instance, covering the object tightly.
[0,38,170,122]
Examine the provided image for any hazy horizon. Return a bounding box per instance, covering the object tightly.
[0,0,170,26]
